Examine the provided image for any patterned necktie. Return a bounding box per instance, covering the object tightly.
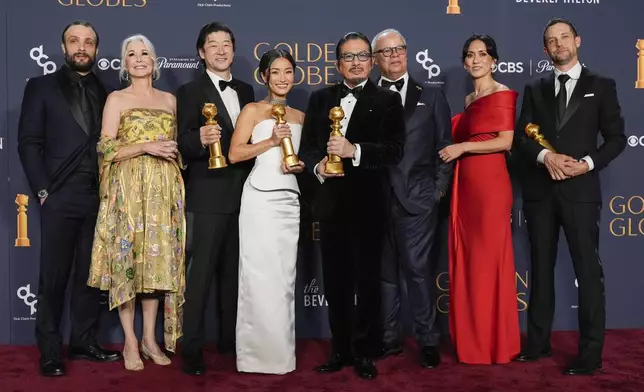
[556,74,571,124]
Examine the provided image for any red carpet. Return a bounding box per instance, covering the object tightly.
[1,330,644,392]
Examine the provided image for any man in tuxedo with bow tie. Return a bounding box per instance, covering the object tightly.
[176,21,255,376]
[299,31,405,380]
[372,29,453,369]
[513,18,626,375]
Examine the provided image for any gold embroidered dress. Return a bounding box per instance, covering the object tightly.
[88,108,186,352]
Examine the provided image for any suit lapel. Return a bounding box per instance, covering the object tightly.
[200,73,234,133]
[559,67,591,130]
[345,80,377,138]
[404,78,422,120]
[56,69,89,135]
[539,73,558,130]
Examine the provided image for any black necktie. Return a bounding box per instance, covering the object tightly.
[556,74,571,124]
[79,78,96,134]
[219,79,237,91]
[340,84,363,99]
[381,78,404,91]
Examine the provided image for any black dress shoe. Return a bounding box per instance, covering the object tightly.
[353,358,377,380]
[379,344,403,359]
[39,355,66,377]
[513,347,552,362]
[564,355,602,376]
[182,355,205,376]
[419,346,440,368]
[69,344,122,362]
[315,353,353,374]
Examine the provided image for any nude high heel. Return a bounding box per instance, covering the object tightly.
[123,350,144,371]
[141,343,171,366]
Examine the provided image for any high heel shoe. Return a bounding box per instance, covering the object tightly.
[122,350,144,371]
[141,343,171,366]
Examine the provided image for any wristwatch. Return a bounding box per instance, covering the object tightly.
[37,189,48,199]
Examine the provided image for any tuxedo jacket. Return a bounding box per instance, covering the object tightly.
[176,72,255,214]
[388,77,454,215]
[17,67,109,198]
[299,80,405,220]
[514,67,626,203]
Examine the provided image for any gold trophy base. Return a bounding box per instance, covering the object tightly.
[209,156,227,169]
[284,154,300,167]
[447,5,460,14]
[325,161,344,175]
[636,81,644,89]
[15,238,30,247]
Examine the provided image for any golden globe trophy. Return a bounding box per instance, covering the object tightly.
[325,106,345,174]
[447,0,460,14]
[271,104,300,167]
[636,39,644,89]
[525,123,556,153]
[202,103,227,169]
[15,194,30,247]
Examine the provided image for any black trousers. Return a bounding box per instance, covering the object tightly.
[35,174,101,356]
[523,187,605,358]
[381,195,440,348]
[320,215,384,360]
[181,212,239,357]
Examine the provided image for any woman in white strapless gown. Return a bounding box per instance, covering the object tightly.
[228,49,305,375]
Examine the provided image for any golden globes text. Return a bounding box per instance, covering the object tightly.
[609,196,644,236]
[253,42,336,86]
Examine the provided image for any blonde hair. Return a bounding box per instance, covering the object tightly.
[119,34,160,83]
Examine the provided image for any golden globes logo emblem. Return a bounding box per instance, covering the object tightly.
[253,42,336,86]
[15,194,30,247]
[609,196,644,236]
[58,0,147,7]
[447,0,460,14]
[636,40,644,89]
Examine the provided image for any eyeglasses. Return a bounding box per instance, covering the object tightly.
[339,52,372,62]
[374,45,407,57]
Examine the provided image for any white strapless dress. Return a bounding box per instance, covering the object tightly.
[236,119,302,375]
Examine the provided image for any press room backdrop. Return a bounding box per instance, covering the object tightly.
[1,0,642,345]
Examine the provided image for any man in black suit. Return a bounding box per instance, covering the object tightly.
[513,18,626,375]
[177,22,255,376]
[371,29,453,369]
[299,32,405,380]
[17,20,121,377]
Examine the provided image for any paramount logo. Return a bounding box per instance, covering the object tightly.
[157,57,200,70]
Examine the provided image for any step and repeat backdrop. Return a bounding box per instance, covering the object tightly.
[0,0,642,345]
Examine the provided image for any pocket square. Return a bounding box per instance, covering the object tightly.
[584,93,594,97]
[417,102,426,106]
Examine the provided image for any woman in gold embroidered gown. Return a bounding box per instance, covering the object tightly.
[88,34,185,371]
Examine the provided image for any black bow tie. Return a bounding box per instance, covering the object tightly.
[219,79,237,91]
[381,78,404,91]
[340,84,363,99]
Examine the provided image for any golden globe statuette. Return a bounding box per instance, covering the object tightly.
[636,39,644,88]
[447,0,460,14]
[272,104,300,167]
[15,194,30,247]
[201,103,227,169]
[525,123,556,153]
[325,106,345,175]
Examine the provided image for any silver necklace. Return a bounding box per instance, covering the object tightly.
[265,96,287,106]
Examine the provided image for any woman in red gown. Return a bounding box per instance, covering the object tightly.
[439,34,520,364]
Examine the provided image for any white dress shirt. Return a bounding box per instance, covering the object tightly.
[314,80,365,184]
[536,61,594,171]
[379,72,409,107]
[206,69,241,126]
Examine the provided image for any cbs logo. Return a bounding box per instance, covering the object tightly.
[627,135,644,147]
[97,58,121,71]
[492,62,524,74]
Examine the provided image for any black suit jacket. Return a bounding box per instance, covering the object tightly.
[388,77,454,214]
[176,72,255,214]
[17,67,109,198]
[299,80,405,220]
[514,67,626,203]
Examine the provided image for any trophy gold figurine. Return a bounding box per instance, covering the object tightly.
[202,103,227,169]
[272,103,300,167]
[15,194,30,247]
[447,0,460,14]
[636,39,644,88]
[325,106,345,175]
[525,123,556,153]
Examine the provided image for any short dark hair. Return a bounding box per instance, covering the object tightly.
[336,32,372,61]
[461,34,499,64]
[542,18,578,46]
[258,49,296,84]
[196,22,235,67]
[61,20,99,47]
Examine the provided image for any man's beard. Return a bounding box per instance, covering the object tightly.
[65,52,95,73]
[552,48,575,66]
